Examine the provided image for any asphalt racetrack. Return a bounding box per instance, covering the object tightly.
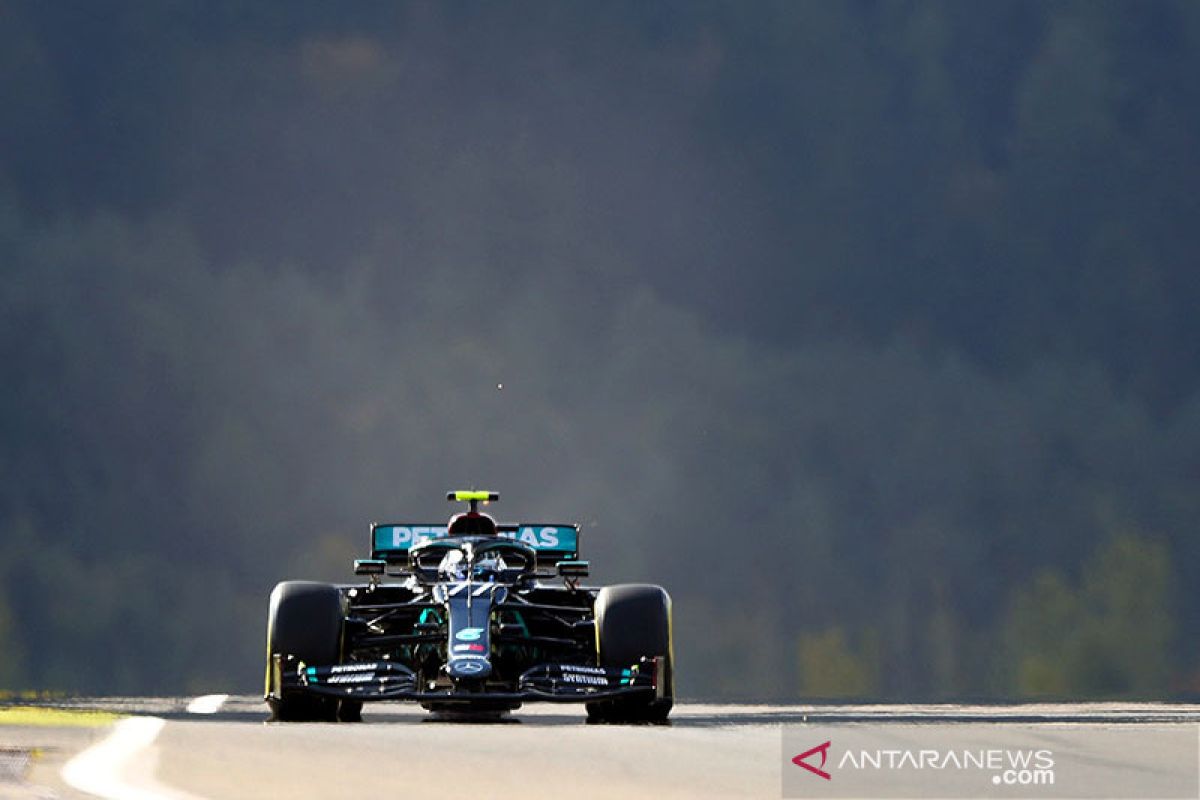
[4,698,1200,799]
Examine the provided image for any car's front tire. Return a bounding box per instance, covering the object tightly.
[264,581,345,722]
[586,584,674,723]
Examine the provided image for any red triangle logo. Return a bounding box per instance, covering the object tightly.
[792,740,832,780]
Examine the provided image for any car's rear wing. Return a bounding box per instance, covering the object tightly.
[370,523,580,565]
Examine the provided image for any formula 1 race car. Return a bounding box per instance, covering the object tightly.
[264,491,673,723]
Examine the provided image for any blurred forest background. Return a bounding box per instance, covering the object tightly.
[2,0,1199,700]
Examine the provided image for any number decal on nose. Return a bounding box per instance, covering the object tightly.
[455,627,484,641]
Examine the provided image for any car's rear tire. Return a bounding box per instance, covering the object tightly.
[265,581,345,722]
[586,584,674,724]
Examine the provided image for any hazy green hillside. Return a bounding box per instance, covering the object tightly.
[2,1,1198,699]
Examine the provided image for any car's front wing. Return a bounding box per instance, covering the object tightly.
[270,654,664,704]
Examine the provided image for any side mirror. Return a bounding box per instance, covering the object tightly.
[556,560,590,579]
[354,559,386,576]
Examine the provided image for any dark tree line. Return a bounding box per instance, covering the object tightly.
[2,1,1199,699]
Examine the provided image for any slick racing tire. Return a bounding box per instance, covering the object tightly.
[265,581,354,722]
[586,584,674,724]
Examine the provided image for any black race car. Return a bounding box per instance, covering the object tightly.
[264,491,673,722]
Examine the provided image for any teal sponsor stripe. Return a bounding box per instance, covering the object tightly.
[372,524,578,556]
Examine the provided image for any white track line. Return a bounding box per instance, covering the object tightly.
[184,694,228,715]
[61,716,206,800]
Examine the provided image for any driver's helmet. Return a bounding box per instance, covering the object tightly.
[473,551,508,580]
[446,511,498,537]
